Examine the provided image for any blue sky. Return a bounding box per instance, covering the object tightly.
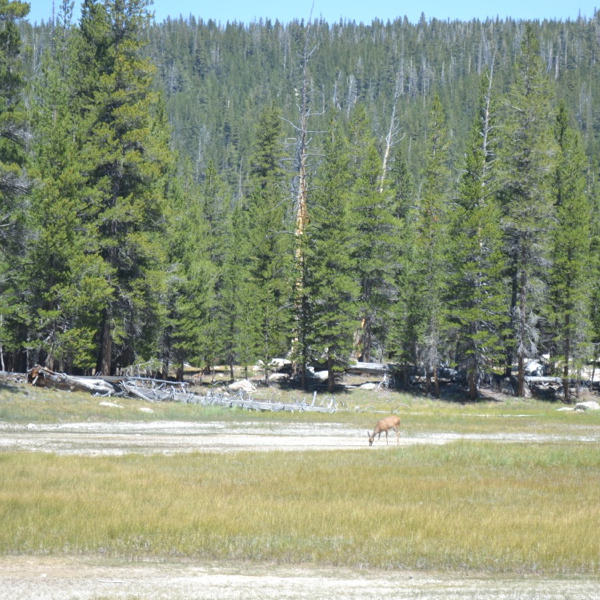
[26,0,599,26]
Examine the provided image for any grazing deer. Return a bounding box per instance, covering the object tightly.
[368,415,401,446]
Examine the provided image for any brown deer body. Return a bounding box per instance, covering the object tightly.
[368,415,401,446]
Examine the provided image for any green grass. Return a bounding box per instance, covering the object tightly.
[2,380,599,435]
[1,443,599,574]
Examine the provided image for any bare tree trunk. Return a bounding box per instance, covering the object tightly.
[0,316,5,372]
[591,345,597,392]
[290,16,316,385]
[379,73,404,193]
[516,252,528,398]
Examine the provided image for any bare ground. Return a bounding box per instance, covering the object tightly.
[2,420,599,455]
[1,419,599,599]
[0,555,598,600]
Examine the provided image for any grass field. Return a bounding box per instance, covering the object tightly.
[1,380,600,576]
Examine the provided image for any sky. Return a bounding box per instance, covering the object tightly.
[26,0,599,27]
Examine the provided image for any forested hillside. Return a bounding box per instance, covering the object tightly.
[3,0,600,399]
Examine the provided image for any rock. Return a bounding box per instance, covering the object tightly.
[228,379,257,393]
[139,407,154,413]
[268,372,288,382]
[574,401,600,411]
[360,382,378,390]
[269,358,291,370]
[556,406,575,412]
[100,401,123,408]
[312,370,329,381]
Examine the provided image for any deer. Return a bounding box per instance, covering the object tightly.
[368,415,401,446]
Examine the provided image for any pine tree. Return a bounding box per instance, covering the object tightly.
[449,70,508,400]
[588,168,600,384]
[26,2,112,372]
[413,95,452,397]
[244,102,292,383]
[388,146,419,388]
[547,102,591,401]
[305,119,358,393]
[197,161,233,376]
[348,104,399,363]
[0,0,29,231]
[162,159,214,379]
[499,24,557,396]
[76,0,175,375]
[0,0,30,371]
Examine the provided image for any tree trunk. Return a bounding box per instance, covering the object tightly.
[517,353,525,398]
[516,256,528,398]
[563,315,571,403]
[469,371,477,401]
[99,312,112,376]
[327,356,335,393]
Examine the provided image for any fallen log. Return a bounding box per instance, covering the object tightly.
[524,376,562,384]
[346,362,390,375]
[27,365,116,396]
[25,366,338,413]
[120,381,155,402]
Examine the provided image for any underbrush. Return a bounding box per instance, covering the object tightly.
[1,443,599,575]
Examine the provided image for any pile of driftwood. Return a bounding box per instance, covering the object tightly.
[26,365,337,413]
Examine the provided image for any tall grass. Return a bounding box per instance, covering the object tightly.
[1,443,599,574]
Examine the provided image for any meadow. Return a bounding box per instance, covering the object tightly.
[1,380,600,575]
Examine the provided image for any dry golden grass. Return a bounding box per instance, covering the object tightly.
[1,443,599,574]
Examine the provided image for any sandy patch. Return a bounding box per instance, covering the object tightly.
[1,420,599,456]
[0,556,598,600]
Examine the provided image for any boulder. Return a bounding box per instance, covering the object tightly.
[360,382,378,390]
[268,372,288,382]
[228,379,257,393]
[312,370,329,381]
[269,358,291,370]
[574,401,600,411]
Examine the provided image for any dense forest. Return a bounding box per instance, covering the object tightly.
[2,0,600,399]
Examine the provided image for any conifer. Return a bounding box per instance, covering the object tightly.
[499,24,557,396]
[449,70,508,400]
[548,102,591,401]
[76,0,175,374]
[413,95,452,397]
[305,119,359,392]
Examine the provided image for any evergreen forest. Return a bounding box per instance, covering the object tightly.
[3,0,600,399]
